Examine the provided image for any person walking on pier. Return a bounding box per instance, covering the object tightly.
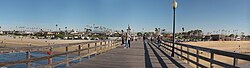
[124,32,131,48]
[124,32,128,48]
[121,30,125,46]
[127,32,131,48]
[157,35,162,47]
[143,33,147,45]
[150,33,153,41]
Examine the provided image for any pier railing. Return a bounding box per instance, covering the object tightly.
[150,40,250,68]
[0,41,105,53]
[0,40,121,68]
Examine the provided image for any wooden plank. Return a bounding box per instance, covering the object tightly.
[68,40,192,68]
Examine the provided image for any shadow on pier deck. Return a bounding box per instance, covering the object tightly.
[68,40,192,68]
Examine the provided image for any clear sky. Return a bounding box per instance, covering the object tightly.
[0,0,249,34]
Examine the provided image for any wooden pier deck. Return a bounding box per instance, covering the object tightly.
[68,40,192,68]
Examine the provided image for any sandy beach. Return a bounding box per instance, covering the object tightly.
[0,35,119,55]
[0,35,99,53]
[0,36,92,47]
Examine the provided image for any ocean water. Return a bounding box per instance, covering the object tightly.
[0,52,95,68]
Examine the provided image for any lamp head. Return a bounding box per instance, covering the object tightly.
[173,0,177,9]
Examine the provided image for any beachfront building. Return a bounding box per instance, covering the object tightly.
[0,31,3,35]
[210,34,226,41]
[202,35,212,41]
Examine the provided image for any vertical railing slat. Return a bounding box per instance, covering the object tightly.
[210,51,214,68]
[78,45,81,62]
[88,44,90,59]
[65,46,69,66]
[26,51,30,68]
[196,48,199,68]
[95,43,97,55]
[187,47,190,64]
[233,51,238,67]
[181,45,183,60]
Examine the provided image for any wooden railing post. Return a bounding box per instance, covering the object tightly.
[105,41,107,52]
[113,41,115,47]
[65,46,69,66]
[196,48,199,68]
[108,41,110,50]
[88,44,90,59]
[26,51,30,68]
[100,42,103,54]
[233,51,238,67]
[180,45,183,60]
[187,47,190,64]
[95,43,97,55]
[233,57,238,66]
[109,41,112,49]
[210,51,214,68]
[176,45,179,58]
[78,45,81,62]
[112,41,114,47]
[110,41,112,49]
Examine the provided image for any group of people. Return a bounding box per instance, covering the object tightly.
[121,30,131,48]
[143,33,162,48]
[121,29,163,48]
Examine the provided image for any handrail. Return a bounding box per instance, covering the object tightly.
[0,40,116,53]
[150,40,250,68]
[174,42,250,61]
[0,40,121,67]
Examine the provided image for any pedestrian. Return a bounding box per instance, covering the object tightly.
[124,33,128,48]
[143,33,147,45]
[150,33,153,41]
[133,36,136,41]
[121,30,125,46]
[127,33,131,48]
[157,35,162,47]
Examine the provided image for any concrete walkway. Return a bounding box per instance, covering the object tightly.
[68,40,192,68]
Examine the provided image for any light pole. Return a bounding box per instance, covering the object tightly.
[171,0,177,57]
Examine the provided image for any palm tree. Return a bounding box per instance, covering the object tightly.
[65,27,67,31]
[86,29,92,34]
[84,28,87,31]
[0,26,1,31]
[40,29,43,32]
[65,27,68,35]
[56,24,58,31]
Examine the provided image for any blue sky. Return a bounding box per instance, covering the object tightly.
[0,0,249,34]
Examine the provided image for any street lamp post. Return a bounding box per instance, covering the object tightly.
[171,0,177,57]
